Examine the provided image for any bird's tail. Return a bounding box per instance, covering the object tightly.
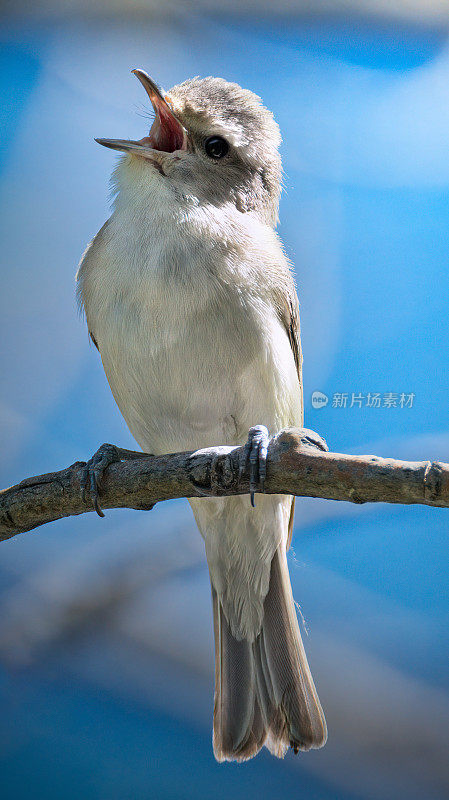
[211,544,327,761]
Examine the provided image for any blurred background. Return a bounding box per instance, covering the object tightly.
[1,1,448,798]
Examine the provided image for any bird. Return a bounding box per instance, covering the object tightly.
[76,69,327,761]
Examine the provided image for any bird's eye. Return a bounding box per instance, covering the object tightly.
[204,136,229,159]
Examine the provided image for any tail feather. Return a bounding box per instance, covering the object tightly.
[212,546,327,761]
[260,546,327,752]
[212,585,266,761]
[253,630,289,757]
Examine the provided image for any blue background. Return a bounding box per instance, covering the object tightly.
[0,6,448,799]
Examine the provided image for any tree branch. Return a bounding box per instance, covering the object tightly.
[1,428,448,542]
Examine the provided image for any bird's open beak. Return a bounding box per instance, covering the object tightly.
[95,69,187,156]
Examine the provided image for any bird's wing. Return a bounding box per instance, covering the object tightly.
[76,219,110,349]
[276,283,303,550]
[281,288,303,415]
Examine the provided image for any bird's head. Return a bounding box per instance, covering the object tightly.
[97,70,282,226]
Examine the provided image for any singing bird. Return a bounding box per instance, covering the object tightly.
[77,70,327,761]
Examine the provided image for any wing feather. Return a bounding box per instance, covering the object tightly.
[275,281,303,549]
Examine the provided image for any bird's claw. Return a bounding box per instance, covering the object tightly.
[239,425,270,507]
[81,443,122,518]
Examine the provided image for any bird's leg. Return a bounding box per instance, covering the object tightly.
[239,425,270,507]
[81,443,152,518]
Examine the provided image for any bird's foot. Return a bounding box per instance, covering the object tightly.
[81,443,151,518]
[239,425,270,507]
[298,428,328,452]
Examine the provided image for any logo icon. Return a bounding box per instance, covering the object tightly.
[311,391,329,409]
